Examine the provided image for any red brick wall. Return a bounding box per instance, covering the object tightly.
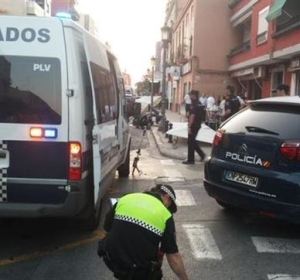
[274,29,300,51]
[230,0,273,65]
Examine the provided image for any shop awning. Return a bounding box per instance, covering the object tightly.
[266,0,287,21]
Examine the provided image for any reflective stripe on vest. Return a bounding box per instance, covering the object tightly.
[115,193,172,236]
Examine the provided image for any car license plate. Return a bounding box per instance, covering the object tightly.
[224,171,258,188]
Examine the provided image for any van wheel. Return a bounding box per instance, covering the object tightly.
[81,197,102,231]
[79,178,101,231]
[118,148,130,178]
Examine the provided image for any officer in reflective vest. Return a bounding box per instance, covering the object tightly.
[101,184,189,280]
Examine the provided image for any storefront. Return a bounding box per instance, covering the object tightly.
[289,58,300,96]
[231,67,263,100]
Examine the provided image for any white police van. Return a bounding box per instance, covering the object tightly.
[0,16,131,228]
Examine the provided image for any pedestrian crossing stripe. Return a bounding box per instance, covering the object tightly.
[251,237,300,253]
[182,224,222,260]
[160,159,175,166]
[174,190,196,206]
[163,169,183,178]
[267,275,300,280]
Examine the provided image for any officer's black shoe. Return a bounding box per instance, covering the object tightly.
[182,160,195,165]
[200,154,207,162]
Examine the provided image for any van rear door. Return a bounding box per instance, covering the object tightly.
[0,16,69,206]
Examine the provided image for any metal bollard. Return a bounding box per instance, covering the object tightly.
[168,123,173,143]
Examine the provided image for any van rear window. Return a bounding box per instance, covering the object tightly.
[0,56,61,124]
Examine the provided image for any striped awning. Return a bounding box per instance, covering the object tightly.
[266,0,287,21]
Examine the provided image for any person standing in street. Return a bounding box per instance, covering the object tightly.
[224,85,241,120]
[98,184,189,280]
[276,84,290,96]
[184,92,191,117]
[183,90,206,164]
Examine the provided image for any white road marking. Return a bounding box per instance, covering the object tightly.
[252,237,300,253]
[160,159,176,166]
[167,177,185,182]
[163,169,183,178]
[183,224,222,260]
[268,275,300,280]
[175,190,196,206]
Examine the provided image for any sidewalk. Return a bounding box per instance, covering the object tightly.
[150,110,212,161]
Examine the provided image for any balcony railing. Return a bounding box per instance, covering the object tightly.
[273,15,300,37]
[229,40,250,56]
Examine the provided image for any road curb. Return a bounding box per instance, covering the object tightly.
[150,127,186,160]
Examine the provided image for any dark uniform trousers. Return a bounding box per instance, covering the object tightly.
[187,127,205,162]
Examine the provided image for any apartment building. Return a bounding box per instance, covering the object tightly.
[51,0,76,16]
[0,0,51,16]
[228,0,300,98]
[165,0,235,113]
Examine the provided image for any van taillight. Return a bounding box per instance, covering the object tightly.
[69,142,82,180]
[213,130,225,147]
[280,142,300,161]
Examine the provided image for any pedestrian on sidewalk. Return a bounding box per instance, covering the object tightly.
[99,184,189,280]
[184,92,191,117]
[183,90,206,165]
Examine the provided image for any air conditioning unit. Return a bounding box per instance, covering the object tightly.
[26,0,44,16]
[254,66,266,79]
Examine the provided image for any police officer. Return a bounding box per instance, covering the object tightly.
[224,85,240,120]
[100,184,189,280]
[182,90,206,164]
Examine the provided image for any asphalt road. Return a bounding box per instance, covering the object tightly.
[0,128,300,280]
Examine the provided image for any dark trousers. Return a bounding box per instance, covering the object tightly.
[187,129,205,162]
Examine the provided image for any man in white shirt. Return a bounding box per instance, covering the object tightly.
[184,93,191,117]
[206,95,215,110]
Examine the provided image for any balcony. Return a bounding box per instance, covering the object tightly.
[228,40,251,56]
[273,15,300,37]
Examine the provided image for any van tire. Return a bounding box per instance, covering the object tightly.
[118,148,130,178]
[81,197,102,231]
[79,175,101,231]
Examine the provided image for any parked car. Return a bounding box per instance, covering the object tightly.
[204,96,300,223]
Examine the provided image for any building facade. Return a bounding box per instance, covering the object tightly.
[228,0,300,98]
[165,0,235,113]
[0,0,51,16]
[51,0,76,16]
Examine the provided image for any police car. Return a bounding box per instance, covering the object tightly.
[204,96,300,223]
[0,16,131,229]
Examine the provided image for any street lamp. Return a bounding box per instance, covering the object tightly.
[159,25,171,132]
[150,56,156,121]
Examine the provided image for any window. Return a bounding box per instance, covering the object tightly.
[0,56,61,124]
[271,70,284,94]
[90,63,117,124]
[257,6,269,44]
[276,1,300,33]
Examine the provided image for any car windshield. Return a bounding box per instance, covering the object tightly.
[221,103,300,139]
[0,56,61,124]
